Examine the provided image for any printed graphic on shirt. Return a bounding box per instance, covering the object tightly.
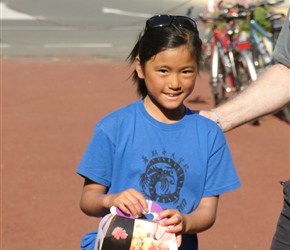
[139,149,188,211]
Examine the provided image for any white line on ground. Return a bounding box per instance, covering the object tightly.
[102,7,152,18]
[1,2,45,20]
[43,43,113,48]
[1,27,77,31]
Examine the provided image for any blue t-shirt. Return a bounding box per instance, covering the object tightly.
[76,100,241,250]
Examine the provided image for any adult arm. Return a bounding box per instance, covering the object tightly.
[200,63,290,132]
[200,8,290,131]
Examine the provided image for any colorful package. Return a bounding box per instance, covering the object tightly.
[95,200,178,250]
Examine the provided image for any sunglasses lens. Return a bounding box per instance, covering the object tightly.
[146,15,172,29]
[176,16,197,31]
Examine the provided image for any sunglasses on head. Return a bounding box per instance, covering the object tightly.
[141,15,198,38]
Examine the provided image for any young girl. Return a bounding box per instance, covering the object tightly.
[77,15,241,250]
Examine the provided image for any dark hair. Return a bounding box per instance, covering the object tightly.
[127,17,202,98]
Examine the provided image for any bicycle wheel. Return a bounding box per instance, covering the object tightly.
[201,30,213,71]
[211,44,227,105]
[251,42,272,73]
[211,71,227,105]
[235,49,257,91]
[282,104,290,124]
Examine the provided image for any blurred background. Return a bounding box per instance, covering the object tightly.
[1,0,208,59]
[2,1,289,250]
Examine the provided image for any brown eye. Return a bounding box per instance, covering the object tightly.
[183,70,194,74]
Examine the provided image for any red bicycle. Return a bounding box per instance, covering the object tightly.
[199,7,257,105]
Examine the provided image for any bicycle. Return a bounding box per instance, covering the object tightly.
[236,1,290,123]
[238,0,285,72]
[199,10,257,105]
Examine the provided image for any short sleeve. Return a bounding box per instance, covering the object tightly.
[76,123,115,187]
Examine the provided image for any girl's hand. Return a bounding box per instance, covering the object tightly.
[156,209,185,247]
[110,188,148,218]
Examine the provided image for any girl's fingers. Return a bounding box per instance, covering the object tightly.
[117,202,131,215]
[116,190,147,218]
[126,199,144,218]
[176,235,182,247]
[157,209,178,222]
[140,199,149,213]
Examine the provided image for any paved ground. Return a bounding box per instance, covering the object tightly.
[2,56,289,250]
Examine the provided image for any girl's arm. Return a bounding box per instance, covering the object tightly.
[79,179,110,217]
[79,178,149,218]
[181,196,219,233]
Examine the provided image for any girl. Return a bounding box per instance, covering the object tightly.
[77,15,241,250]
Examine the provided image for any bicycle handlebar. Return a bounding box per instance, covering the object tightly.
[215,0,284,15]
[234,0,284,11]
[198,11,247,24]
[251,0,284,8]
[198,0,284,26]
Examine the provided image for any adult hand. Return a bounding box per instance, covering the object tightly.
[199,109,218,122]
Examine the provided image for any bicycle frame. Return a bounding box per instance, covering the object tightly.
[199,15,235,98]
[250,19,276,48]
[212,21,257,91]
[230,40,257,85]
[211,28,235,91]
[249,19,276,68]
[245,0,285,69]
[199,11,257,105]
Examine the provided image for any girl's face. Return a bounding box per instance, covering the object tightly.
[135,45,197,123]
